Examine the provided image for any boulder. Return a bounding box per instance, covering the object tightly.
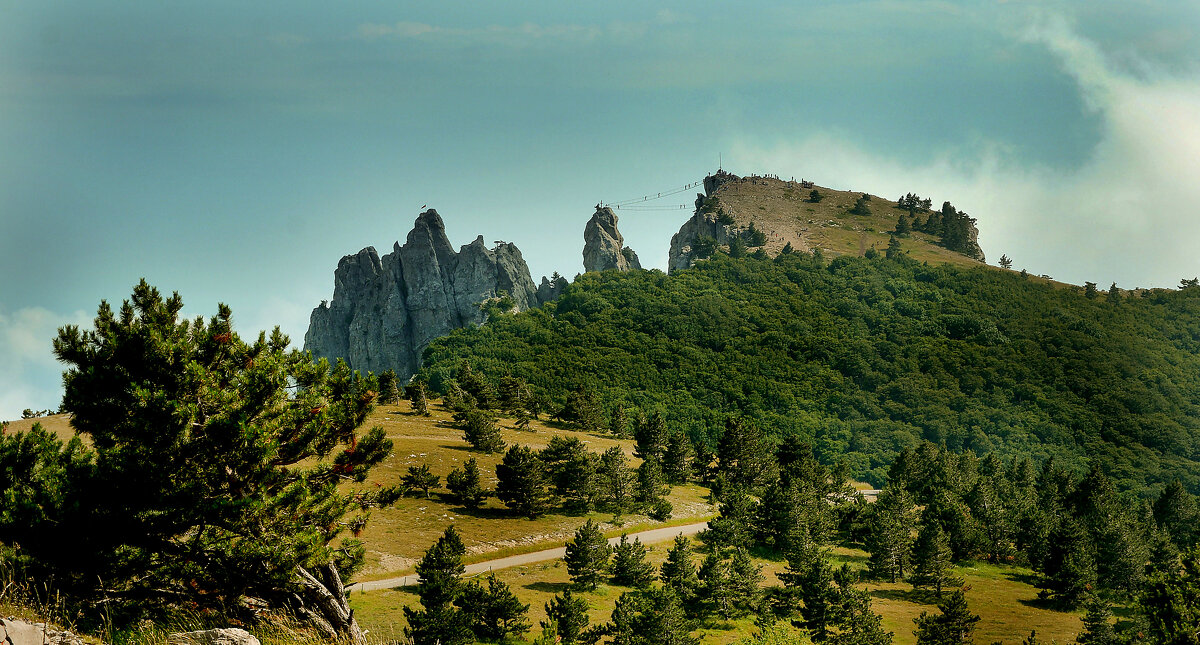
[167,628,261,645]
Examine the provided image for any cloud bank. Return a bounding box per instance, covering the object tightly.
[734,14,1200,289]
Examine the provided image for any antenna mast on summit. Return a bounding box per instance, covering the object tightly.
[719,153,722,171]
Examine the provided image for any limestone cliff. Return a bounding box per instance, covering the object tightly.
[583,207,641,272]
[304,209,538,377]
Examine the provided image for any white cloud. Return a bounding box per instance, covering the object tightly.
[732,14,1200,289]
[0,307,91,421]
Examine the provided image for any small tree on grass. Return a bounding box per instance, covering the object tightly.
[809,189,823,203]
[463,408,505,453]
[496,444,551,519]
[663,432,692,485]
[866,488,917,582]
[459,573,531,642]
[600,446,635,516]
[543,590,590,644]
[605,588,697,645]
[446,457,490,509]
[611,534,656,588]
[912,590,979,645]
[660,535,699,604]
[403,463,441,498]
[910,519,960,597]
[409,380,430,416]
[565,519,612,590]
[377,369,401,404]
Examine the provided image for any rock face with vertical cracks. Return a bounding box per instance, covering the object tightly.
[304,209,539,378]
[582,206,641,272]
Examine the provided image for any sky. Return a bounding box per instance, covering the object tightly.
[2,1,1199,420]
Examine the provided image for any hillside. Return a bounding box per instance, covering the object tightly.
[418,251,1200,493]
[666,172,985,273]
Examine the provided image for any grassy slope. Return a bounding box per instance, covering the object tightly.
[348,400,713,580]
[706,176,988,270]
[345,405,1086,644]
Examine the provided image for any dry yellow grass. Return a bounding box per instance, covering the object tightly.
[351,542,1085,645]
[350,400,714,580]
[707,176,985,269]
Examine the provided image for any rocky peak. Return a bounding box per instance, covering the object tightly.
[304,209,539,379]
[583,206,641,272]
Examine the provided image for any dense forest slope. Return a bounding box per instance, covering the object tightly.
[418,251,1200,492]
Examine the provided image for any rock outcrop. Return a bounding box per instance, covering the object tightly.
[582,207,640,272]
[304,209,539,378]
[537,273,569,304]
[668,172,742,273]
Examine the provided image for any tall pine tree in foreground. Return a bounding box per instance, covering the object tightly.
[19,281,400,642]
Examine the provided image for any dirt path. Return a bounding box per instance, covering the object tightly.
[349,521,710,592]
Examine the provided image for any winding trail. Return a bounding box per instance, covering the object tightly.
[350,521,710,592]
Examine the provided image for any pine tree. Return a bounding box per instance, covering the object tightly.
[698,552,735,619]
[700,486,757,552]
[611,534,656,588]
[446,457,490,509]
[1106,282,1121,304]
[409,380,430,416]
[403,463,441,498]
[729,548,763,613]
[457,360,497,409]
[377,369,401,404]
[609,405,630,437]
[866,488,917,582]
[458,573,531,642]
[894,214,910,236]
[405,526,473,645]
[886,235,904,259]
[565,519,612,590]
[542,435,598,512]
[495,444,551,519]
[606,587,698,645]
[663,432,692,485]
[1136,546,1200,645]
[716,417,775,491]
[660,535,699,603]
[543,590,590,645]
[809,189,823,203]
[462,408,505,453]
[910,518,960,597]
[599,446,635,515]
[43,281,400,642]
[1153,479,1199,549]
[839,586,894,645]
[999,254,1012,269]
[635,411,668,462]
[1039,517,1096,608]
[779,548,839,641]
[562,384,604,431]
[912,590,979,645]
[636,456,671,519]
[1075,595,1116,645]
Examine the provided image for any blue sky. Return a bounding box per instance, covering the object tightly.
[2,1,1199,419]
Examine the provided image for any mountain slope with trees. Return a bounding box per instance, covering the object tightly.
[419,250,1200,493]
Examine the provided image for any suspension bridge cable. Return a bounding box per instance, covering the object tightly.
[604,180,703,207]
